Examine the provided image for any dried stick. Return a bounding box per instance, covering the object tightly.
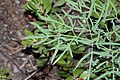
[24,70,38,80]
[0,49,24,73]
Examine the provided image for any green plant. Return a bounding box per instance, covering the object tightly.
[0,67,10,80]
[22,0,120,79]
[22,0,66,67]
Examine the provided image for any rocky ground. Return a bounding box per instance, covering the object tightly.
[0,0,62,80]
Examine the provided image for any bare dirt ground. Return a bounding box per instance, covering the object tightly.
[0,0,62,80]
[0,0,36,80]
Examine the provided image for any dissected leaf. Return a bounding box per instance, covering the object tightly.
[28,1,39,10]
[32,0,42,4]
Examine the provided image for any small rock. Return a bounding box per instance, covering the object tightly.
[15,0,20,4]
[22,58,26,61]
[4,24,8,27]
[13,65,19,73]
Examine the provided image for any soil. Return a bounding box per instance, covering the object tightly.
[0,0,62,80]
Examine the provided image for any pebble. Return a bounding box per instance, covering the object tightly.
[22,58,27,61]
[17,31,22,38]
[15,0,20,4]
[13,65,19,73]
[4,24,8,27]
[82,19,86,24]
[19,53,25,57]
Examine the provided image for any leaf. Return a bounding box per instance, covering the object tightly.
[33,37,48,46]
[53,48,68,65]
[53,0,66,7]
[38,46,48,55]
[93,51,111,57]
[28,1,39,10]
[59,71,71,78]
[37,13,61,24]
[69,47,73,58]
[30,22,47,35]
[24,34,46,39]
[95,0,103,11]
[66,77,73,80]
[26,39,33,46]
[37,59,47,67]
[94,61,108,71]
[74,52,92,70]
[21,40,28,47]
[73,68,84,78]
[34,29,40,35]
[24,29,32,36]
[34,21,46,25]
[71,45,85,54]
[51,40,60,63]
[44,38,58,44]
[57,59,67,66]
[80,71,88,79]
[32,0,42,4]
[42,0,51,9]
[46,4,52,13]
[95,71,113,80]
[0,68,10,79]
[91,10,100,18]
[24,3,33,10]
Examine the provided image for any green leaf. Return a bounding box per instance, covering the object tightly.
[66,77,73,80]
[95,0,103,11]
[32,0,42,4]
[93,51,111,57]
[28,1,39,10]
[69,47,73,58]
[42,0,51,9]
[80,71,88,79]
[95,71,113,80]
[33,37,48,46]
[26,39,34,46]
[34,29,40,36]
[0,68,10,79]
[53,0,66,7]
[24,29,32,36]
[53,48,68,65]
[37,58,47,67]
[74,52,92,70]
[24,3,32,10]
[21,40,28,47]
[46,4,52,13]
[30,22,47,35]
[51,40,60,63]
[73,68,84,78]
[37,13,61,24]
[34,21,46,25]
[91,10,100,18]
[59,71,71,78]
[38,46,48,55]
[71,45,85,54]
[57,59,67,66]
